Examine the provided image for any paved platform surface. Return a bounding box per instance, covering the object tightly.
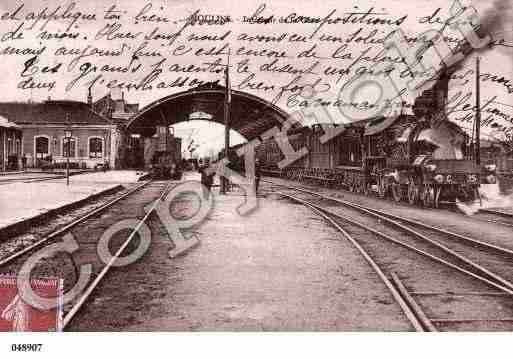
[65,170,148,184]
[0,171,25,176]
[0,169,89,179]
[0,170,147,231]
[0,172,63,183]
[265,177,513,254]
[71,177,411,331]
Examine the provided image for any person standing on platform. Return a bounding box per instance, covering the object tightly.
[200,166,214,200]
[255,159,262,195]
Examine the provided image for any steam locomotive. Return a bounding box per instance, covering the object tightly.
[256,117,496,208]
[255,63,497,208]
[149,126,183,179]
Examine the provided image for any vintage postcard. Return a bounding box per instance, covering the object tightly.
[0,0,512,356]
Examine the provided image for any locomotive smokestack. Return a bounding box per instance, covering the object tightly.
[475,57,481,166]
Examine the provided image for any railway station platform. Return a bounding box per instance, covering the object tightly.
[0,172,63,183]
[0,170,148,236]
[71,176,411,331]
[262,177,513,254]
[0,169,91,182]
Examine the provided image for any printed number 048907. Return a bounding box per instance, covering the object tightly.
[11,344,43,352]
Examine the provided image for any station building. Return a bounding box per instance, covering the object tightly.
[0,100,114,169]
[0,91,139,170]
[92,91,140,169]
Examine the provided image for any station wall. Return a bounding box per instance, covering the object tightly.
[21,126,114,169]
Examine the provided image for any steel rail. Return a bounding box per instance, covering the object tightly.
[341,200,513,257]
[62,180,175,329]
[279,190,513,331]
[285,193,427,332]
[474,217,513,228]
[0,175,66,185]
[480,209,513,218]
[390,272,438,332]
[0,180,153,267]
[266,180,513,257]
[277,191,513,296]
[266,180,513,291]
[430,318,513,323]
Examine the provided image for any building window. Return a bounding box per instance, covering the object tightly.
[89,137,103,159]
[62,137,77,158]
[35,136,50,159]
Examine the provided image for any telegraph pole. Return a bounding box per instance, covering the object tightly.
[475,57,481,166]
[221,50,231,194]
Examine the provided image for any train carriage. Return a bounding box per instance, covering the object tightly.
[253,52,501,208]
[254,109,497,208]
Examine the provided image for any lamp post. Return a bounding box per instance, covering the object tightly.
[64,114,72,186]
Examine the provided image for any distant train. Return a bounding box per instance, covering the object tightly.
[149,126,183,179]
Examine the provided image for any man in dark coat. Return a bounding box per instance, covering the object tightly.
[200,166,214,199]
[255,159,262,195]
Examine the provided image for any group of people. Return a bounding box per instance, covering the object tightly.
[198,160,262,199]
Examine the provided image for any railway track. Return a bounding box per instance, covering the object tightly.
[0,174,67,185]
[472,210,513,228]
[266,180,513,331]
[62,180,174,329]
[480,208,513,219]
[0,179,176,330]
[265,175,513,229]
[0,180,153,267]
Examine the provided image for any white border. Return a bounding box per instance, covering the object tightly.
[1,333,512,359]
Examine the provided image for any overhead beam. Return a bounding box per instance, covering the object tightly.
[127,86,293,140]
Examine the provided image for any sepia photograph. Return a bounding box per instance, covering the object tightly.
[0,0,512,356]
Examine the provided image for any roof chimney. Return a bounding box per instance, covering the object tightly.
[87,87,93,107]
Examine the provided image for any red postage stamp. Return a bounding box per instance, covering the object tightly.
[0,275,63,332]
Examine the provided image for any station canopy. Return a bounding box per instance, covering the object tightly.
[127,84,295,140]
[0,115,20,129]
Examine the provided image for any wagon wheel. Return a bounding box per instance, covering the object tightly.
[391,183,401,202]
[354,181,360,193]
[368,182,375,196]
[408,181,418,205]
[419,185,426,207]
[377,178,387,198]
[358,179,366,194]
[352,178,359,193]
[346,180,353,192]
[433,186,441,209]
[423,185,435,208]
[364,182,372,196]
[347,179,353,192]
[356,180,364,194]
